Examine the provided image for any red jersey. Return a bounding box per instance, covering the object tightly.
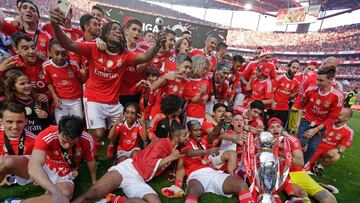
[148,51,176,74]
[209,80,230,101]
[180,137,211,177]
[233,105,263,129]
[1,20,51,60]
[77,42,136,104]
[183,78,210,119]
[321,124,354,148]
[248,78,273,108]
[272,74,299,111]
[0,130,36,156]
[293,71,317,108]
[189,49,217,72]
[294,86,343,127]
[33,125,95,176]
[43,60,83,100]
[242,61,276,81]
[12,55,47,94]
[231,70,242,95]
[130,84,151,119]
[41,23,83,41]
[119,44,146,96]
[285,134,303,172]
[69,38,89,70]
[132,137,174,181]
[114,122,143,151]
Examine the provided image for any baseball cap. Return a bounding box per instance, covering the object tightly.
[259,47,273,57]
[267,117,283,128]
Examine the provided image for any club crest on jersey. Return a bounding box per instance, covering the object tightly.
[316,99,321,105]
[153,58,159,63]
[68,71,74,78]
[336,135,341,140]
[173,85,179,92]
[132,132,137,139]
[106,60,114,68]
[286,83,290,88]
[116,59,123,67]
[258,86,263,91]
[329,132,334,137]
[324,102,331,108]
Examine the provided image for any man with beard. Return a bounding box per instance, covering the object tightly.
[189,34,218,72]
[0,0,51,60]
[72,123,187,203]
[50,7,167,156]
[69,14,101,75]
[269,59,300,127]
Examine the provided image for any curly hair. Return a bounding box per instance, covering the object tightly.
[160,94,182,115]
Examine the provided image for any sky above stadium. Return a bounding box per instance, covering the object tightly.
[148,0,360,32]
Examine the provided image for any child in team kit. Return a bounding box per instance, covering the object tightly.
[106,103,147,164]
[43,39,85,124]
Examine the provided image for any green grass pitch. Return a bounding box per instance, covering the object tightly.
[1,112,359,202]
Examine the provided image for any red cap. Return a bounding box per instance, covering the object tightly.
[259,47,273,57]
[267,117,283,127]
[257,62,272,77]
[308,61,319,68]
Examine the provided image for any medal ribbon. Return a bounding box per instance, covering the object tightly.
[59,144,77,169]
[4,131,26,155]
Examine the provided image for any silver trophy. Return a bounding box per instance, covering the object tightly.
[155,17,166,49]
[256,151,278,203]
[259,132,275,152]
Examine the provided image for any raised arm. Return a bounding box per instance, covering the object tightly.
[133,31,166,65]
[50,8,80,55]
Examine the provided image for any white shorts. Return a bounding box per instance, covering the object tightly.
[188,167,232,198]
[14,155,32,185]
[55,98,83,124]
[108,159,157,198]
[116,147,140,159]
[83,98,124,129]
[16,163,75,185]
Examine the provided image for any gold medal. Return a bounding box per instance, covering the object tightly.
[72,170,79,177]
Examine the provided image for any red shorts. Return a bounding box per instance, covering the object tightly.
[307,143,335,167]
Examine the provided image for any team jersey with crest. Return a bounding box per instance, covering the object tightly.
[0,130,36,156]
[189,49,217,72]
[11,55,47,94]
[1,20,51,59]
[41,23,83,41]
[285,134,304,172]
[180,137,211,177]
[272,74,299,111]
[183,78,210,119]
[33,125,95,177]
[131,137,174,181]
[322,124,354,148]
[148,51,176,74]
[77,42,137,104]
[43,60,83,100]
[294,86,344,127]
[119,44,146,96]
[248,78,273,107]
[114,122,143,151]
[242,61,276,81]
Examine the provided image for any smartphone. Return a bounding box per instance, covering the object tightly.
[57,0,71,18]
[0,9,6,19]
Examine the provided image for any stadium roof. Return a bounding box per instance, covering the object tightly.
[148,0,360,15]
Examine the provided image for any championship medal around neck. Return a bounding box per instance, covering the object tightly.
[72,170,79,177]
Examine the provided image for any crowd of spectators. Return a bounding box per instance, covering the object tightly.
[227,23,360,53]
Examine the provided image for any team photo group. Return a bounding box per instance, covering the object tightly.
[0,0,357,203]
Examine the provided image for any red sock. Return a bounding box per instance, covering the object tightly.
[185,195,198,203]
[93,139,103,156]
[175,179,183,188]
[238,190,255,203]
[110,195,126,203]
